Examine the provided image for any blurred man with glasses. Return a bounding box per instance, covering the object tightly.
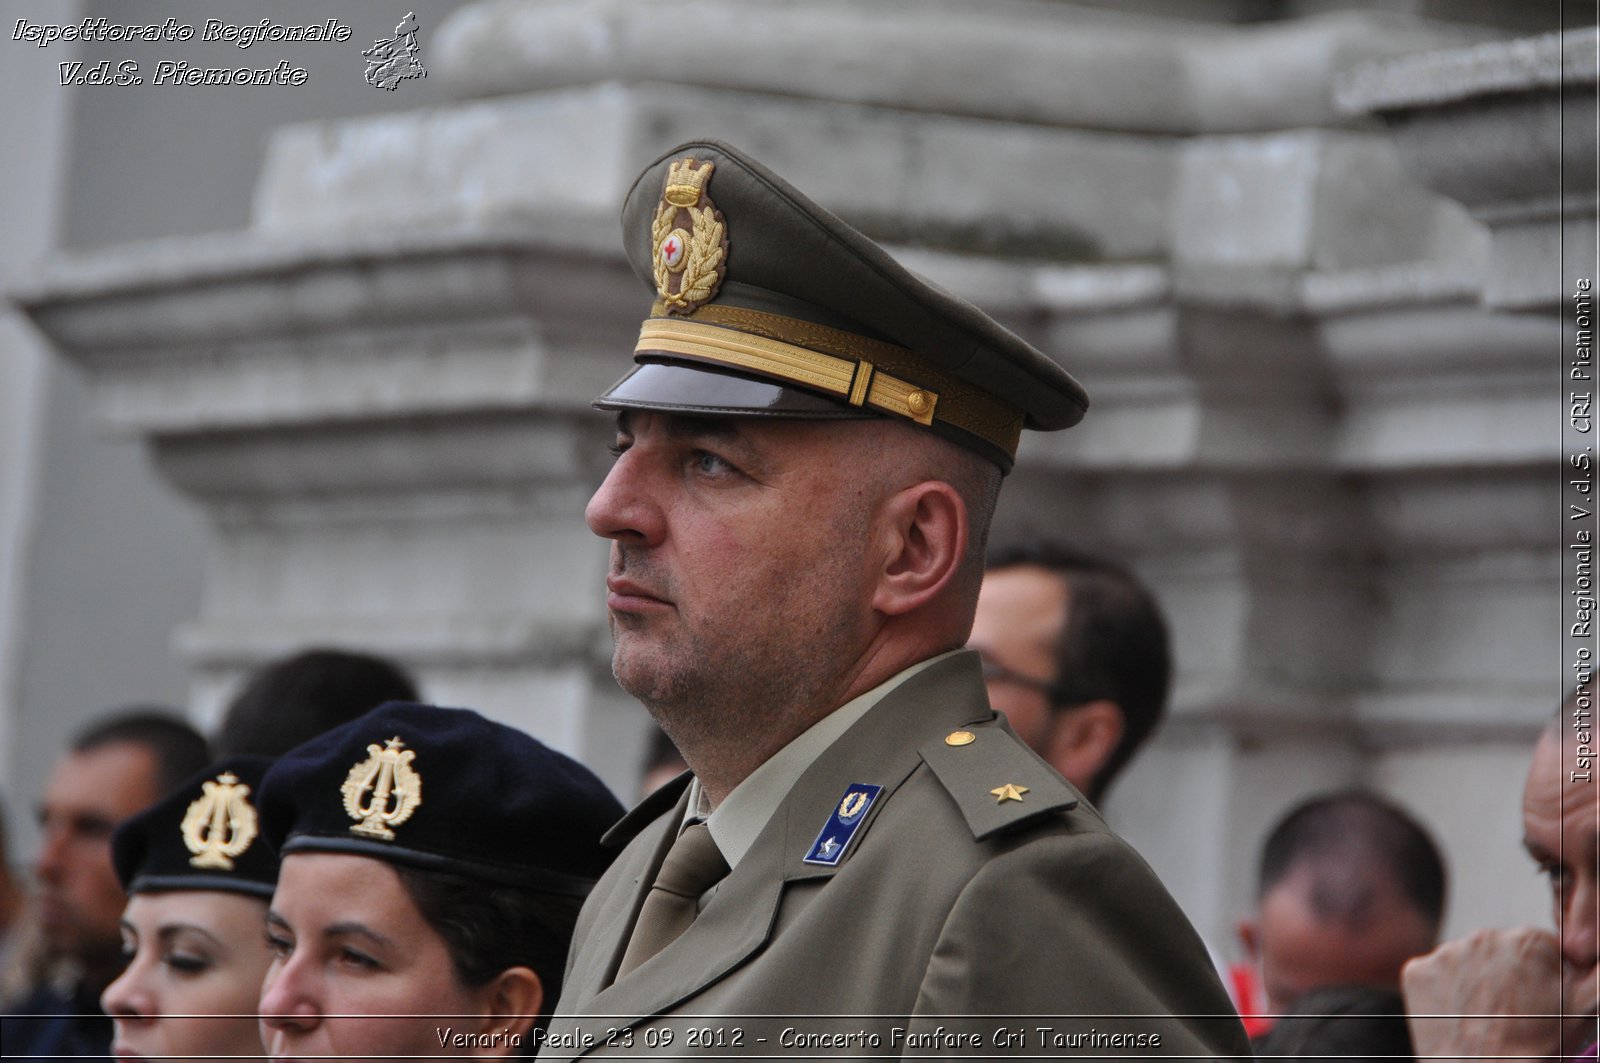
[969,541,1171,806]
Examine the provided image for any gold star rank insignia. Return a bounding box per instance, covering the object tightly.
[990,783,1029,804]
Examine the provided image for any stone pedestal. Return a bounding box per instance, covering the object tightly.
[12,226,641,758]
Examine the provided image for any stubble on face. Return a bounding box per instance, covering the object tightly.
[36,744,161,975]
[614,475,877,749]
[603,418,909,762]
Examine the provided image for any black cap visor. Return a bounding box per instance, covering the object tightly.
[594,360,882,421]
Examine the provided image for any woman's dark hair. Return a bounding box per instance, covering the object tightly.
[393,863,585,1037]
[216,648,420,757]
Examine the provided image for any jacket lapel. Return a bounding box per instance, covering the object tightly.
[543,787,685,1059]
[561,792,788,1050]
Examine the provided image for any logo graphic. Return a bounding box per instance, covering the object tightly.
[364,12,426,91]
[650,156,728,314]
[342,736,423,839]
[180,772,260,870]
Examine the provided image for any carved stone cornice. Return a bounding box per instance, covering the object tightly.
[1338,28,1599,310]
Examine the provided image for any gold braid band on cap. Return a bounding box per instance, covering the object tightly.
[636,304,1024,458]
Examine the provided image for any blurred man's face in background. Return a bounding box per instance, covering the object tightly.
[1522,728,1599,1018]
[970,565,1066,752]
[35,742,162,975]
[1241,862,1437,1014]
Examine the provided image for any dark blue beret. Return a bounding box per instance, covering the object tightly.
[112,755,279,898]
[257,702,623,895]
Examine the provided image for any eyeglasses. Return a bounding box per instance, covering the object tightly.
[978,657,1067,704]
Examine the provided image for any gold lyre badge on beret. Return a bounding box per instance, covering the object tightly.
[651,156,727,315]
[180,771,260,870]
[341,736,423,841]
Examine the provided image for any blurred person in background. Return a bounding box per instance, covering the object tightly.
[213,647,419,756]
[1237,790,1446,1040]
[968,540,1171,806]
[1251,984,1415,1063]
[1403,679,1597,1063]
[2,710,209,1063]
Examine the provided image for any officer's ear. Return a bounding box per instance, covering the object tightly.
[470,966,542,1056]
[871,479,967,617]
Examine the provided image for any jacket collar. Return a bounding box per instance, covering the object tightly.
[544,653,993,1056]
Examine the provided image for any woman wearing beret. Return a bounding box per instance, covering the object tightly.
[255,701,623,1061]
[102,755,279,1063]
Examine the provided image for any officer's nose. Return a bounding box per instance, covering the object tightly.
[587,434,665,548]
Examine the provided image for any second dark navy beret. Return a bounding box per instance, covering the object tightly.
[257,702,623,895]
[112,755,279,898]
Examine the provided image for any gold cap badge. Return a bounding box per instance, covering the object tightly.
[341,736,423,840]
[180,772,259,870]
[651,157,727,315]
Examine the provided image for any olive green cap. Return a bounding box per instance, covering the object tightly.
[596,139,1089,471]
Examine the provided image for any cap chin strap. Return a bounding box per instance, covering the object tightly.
[637,317,937,426]
[637,303,1023,461]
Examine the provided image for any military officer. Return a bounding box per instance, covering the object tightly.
[545,139,1249,1059]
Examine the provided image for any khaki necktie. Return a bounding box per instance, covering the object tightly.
[616,821,729,978]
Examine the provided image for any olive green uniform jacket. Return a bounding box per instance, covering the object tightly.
[541,653,1249,1060]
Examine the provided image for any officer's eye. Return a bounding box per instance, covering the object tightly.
[691,450,735,477]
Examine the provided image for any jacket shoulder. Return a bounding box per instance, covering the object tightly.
[917,719,1080,841]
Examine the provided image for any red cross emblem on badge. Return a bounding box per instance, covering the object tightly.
[660,230,688,271]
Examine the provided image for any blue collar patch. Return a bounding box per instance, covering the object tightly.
[802,783,883,866]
